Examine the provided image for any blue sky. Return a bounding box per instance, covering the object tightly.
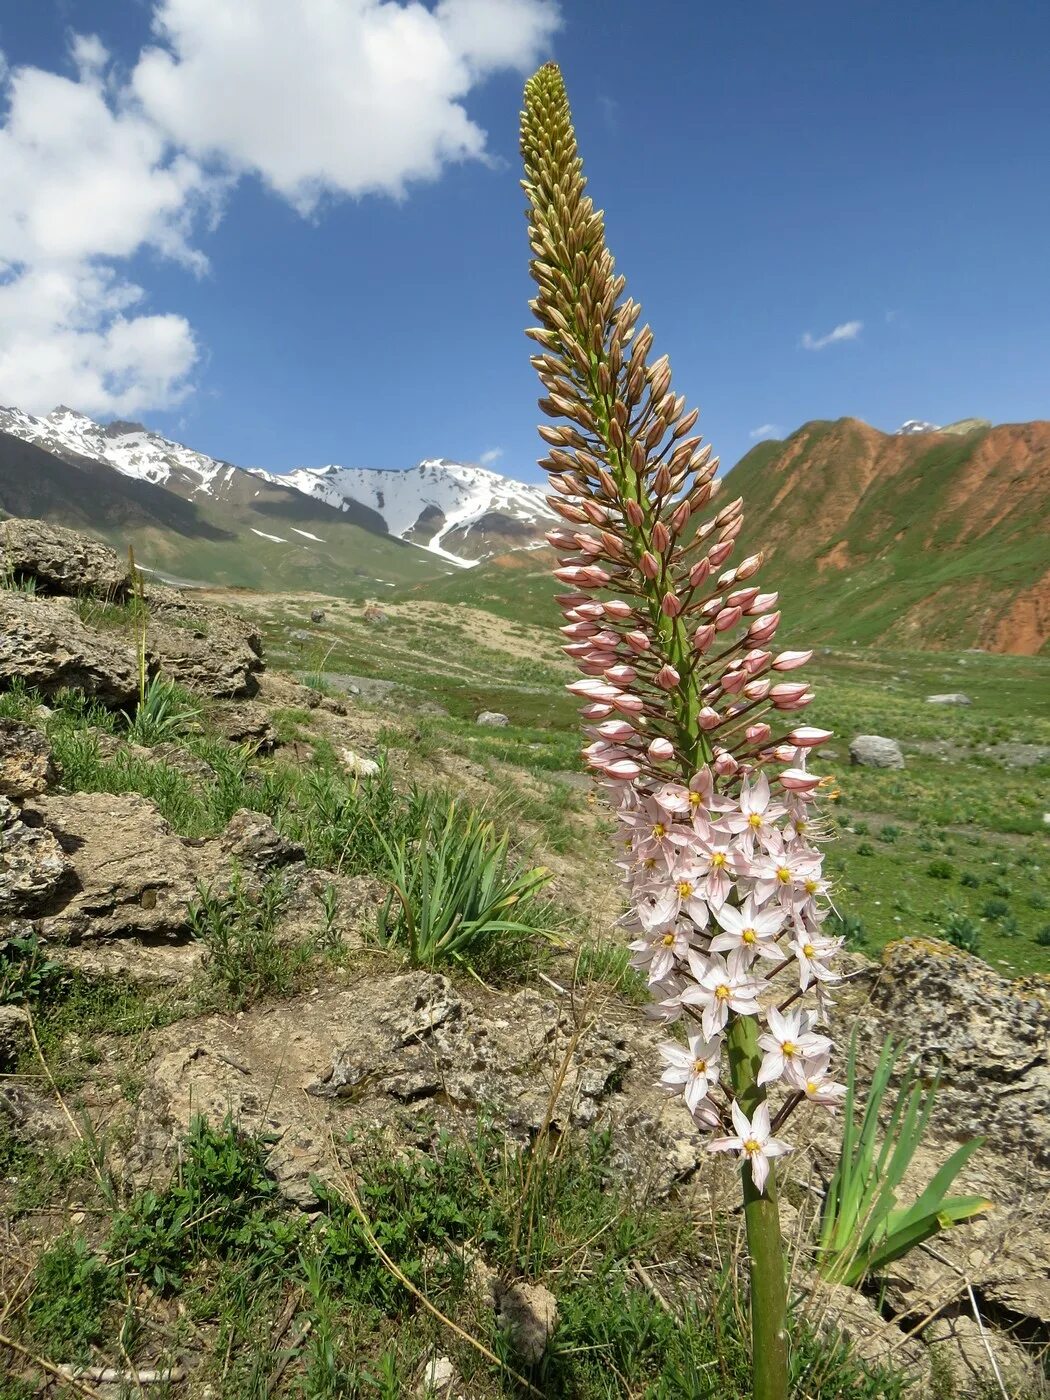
[1,0,1047,483]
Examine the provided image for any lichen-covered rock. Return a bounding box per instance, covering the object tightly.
[0,517,132,599]
[849,734,905,768]
[0,594,140,704]
[146,593,263,699]
[0,1004,31,1065]
[0,795,72,915]
[869,939,1050,1165]
[209,700,277,750]
[25,791,197,942]
[0,718,57,797]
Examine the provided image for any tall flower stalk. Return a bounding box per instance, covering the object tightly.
[521,63,843,1400]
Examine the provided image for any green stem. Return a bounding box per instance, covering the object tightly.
[726,1013,789,1400]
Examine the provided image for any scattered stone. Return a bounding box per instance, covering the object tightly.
[1,517,131,599]
[207,809,305,877]
[476,711,509,727]
[0,719,58,797]
[290,630,312,646]
[0,1004,31,1064]
[210,700,277,751]
[339,748,380,778]
[363,605,388,626]
[0,795,72,916]
[494,1280,559,1363]
[0,594,140,705]
[309,609,326,624]
[848,735,905,769]
[926,692,972,705]
[416,1355,457,1397]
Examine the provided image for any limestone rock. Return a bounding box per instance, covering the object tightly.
[494,1279,559,1363]
[146,593,263,699]
[797,1278,929,1390]
[926,692,972,705]
[0,518,131,599]
[0,795,72,916]
[0,1004,31,1064]
[0,594,140,704]
[200,808,305,879]
[923,1313,1040,1396]
[849,734,905,768]
[0,719,58,797]
[476,711,509,727]
[210,700,277,751]
[25,791,197,943]
[868,940,1050,1165]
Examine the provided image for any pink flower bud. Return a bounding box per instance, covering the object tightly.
[546,530,579,550]
[581,565,612,586]
[746,723,772,743]
[651,521,671,553]
[625,630,651,653]
[612,693,645,714]
[553,566,589,584]
[602,759,642,781]
[568,678,620,700]
[555,593,591,609]
[597,719,637,741]
[579,702,613,719]
[593,629,621,647]
[713,751,739,777]
[720,668,747,694]
[661,592,683,617]
[747,611,781,643]
[639,551,660,579]
[748,592,779,613]
[736,554,762,580]
[562,642,594,658]
[789,726,832,747]
[699,706,722,730]
[581,500,608,525]
[772,650,813,671]
[770,686,813,712]
[769,682,808,704]
[605,664,638,685]
[714,605,743,632]
[779,768,822,792]
[560,621,598,639]
[727,587,759,610]
[707,540,734,567]
[575,601,605,618]
[625,500,645,527]
[689,559,712,589]
[744,649,771,675]
[654,663,681,690]
[603,599,634,619]
[701,596,724,617]
[647,737,675,761]
[692,624,716,653]
[744,679,771,701]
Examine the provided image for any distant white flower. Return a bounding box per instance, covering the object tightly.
[708,1100,790,1194]
[757,1007,832,1086]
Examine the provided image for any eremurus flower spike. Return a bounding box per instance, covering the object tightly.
[521,62,844,1400]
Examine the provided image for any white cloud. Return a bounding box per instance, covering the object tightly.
[800,320,863,351]
[479,447,504,465]
[749,423,781,440]
[0,0,560,416]
[133,0,560,209]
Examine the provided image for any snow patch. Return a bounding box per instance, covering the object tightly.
[250,528,288,543]
[291,528,325,542]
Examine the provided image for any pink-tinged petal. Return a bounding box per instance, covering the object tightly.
[708,1135,744,1154]
[625,631,652,653]
[779,769,822,792]
[708,539,734,567]
[720,669,748,694]
[730,1099,751,1139]
[603,759,642,780]
[752,1102,772,1139]
[612,693,645,714]
[715,605,743,632]
[727,587,760,610]
[764,1138,790,1158]
[604,665,638,685]
[744,679,770,701]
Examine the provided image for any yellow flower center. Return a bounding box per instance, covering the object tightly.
[652,822,667,839]
[782,1040,798,1057]
[776,866,791,883]
[692,1058,708,1075]
[748,813,763,829]
[688,790,703,809]
[661,933,676,947]
[804,878,819,894]
[643,858,657,871]
[715,984,730,1001]
[744,1138,761,1153]
[676,880,694,898]
[802,943,815,958]
[795,818,807,832]
[742,928,757,944]
[710,852,727,869]
[806,1080,819,1095]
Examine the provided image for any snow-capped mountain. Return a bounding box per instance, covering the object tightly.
[896,419,942,435]
[0,405,240,497]
[252,460,555,566]
[0,405,554,569]
[895,417,990,437]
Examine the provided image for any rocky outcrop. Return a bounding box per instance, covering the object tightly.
[0,719,58,797]
[0,594,140,704]
[145,592,263,699]
[1,517,131,599]
[868,939,1050,1165]
[0,795,72,916]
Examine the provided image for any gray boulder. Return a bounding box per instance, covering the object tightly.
[310,609,326,624]
[0,594,140,704]
[146,594,263,699]
[849,734,905,769]
[926,692,972,705]
[0,796,72,916]
[1,518,132,600]
[476,711,510,727]
[0,719,58,798]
